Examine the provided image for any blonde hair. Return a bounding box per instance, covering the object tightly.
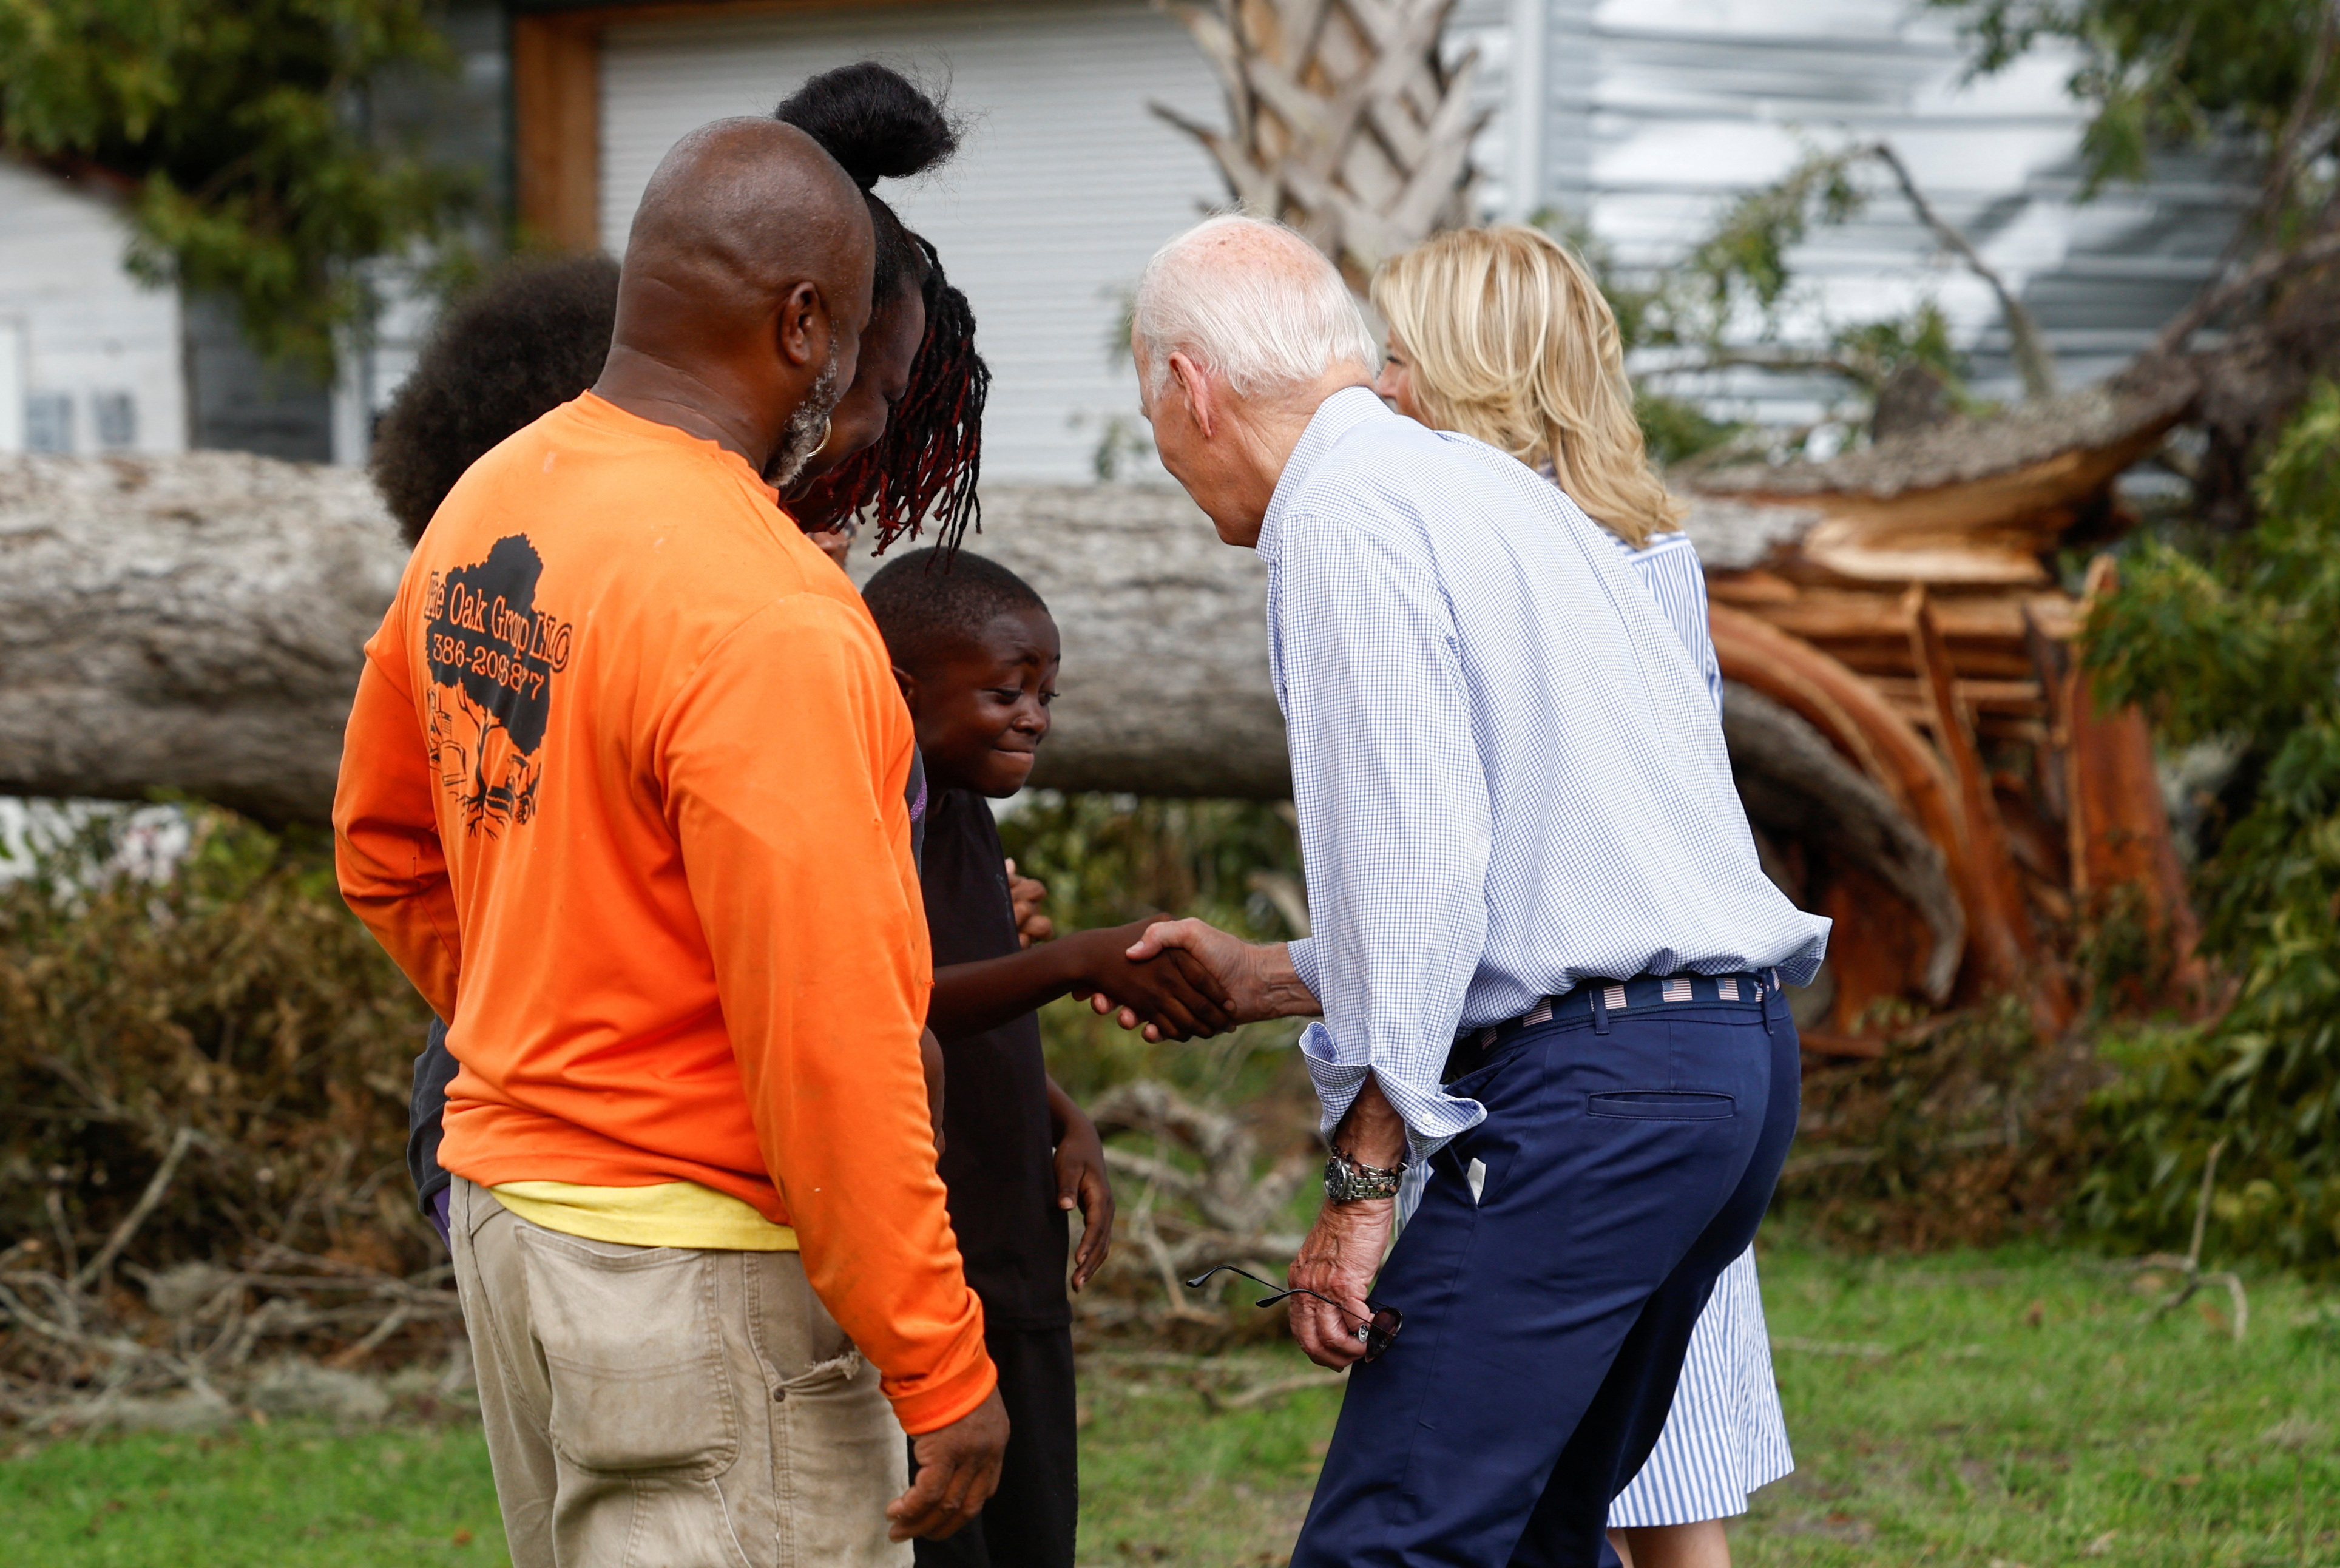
[1370,225,1683,548]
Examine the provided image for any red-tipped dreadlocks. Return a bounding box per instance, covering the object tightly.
[796,234,989,556]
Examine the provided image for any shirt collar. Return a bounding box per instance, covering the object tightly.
[1256,384,1388,563]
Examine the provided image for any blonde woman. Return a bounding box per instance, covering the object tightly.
[1371,225,1791,1568]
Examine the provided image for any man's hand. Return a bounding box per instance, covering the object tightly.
[1005,859,1054,948]
[1291,1074,1405,1367]
[1063,917,1233,1040]
[1047,1084,1116,1290]
[888,1387,1010,1541]
[1106,920,1321,1036]
[1288,1196,1394,1368]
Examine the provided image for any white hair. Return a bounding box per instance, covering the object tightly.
[1132,215,1377,401]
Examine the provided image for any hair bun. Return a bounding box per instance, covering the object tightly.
[775,62,958,190]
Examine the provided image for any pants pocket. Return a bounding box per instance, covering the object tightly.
[773,1342,904,1568]
[1587,1090,1736,1120]
[515,1223,739,1477]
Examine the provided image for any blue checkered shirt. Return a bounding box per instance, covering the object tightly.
[1266,388,1831,1156]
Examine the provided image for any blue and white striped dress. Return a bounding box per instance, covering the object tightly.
[1603,528,1793,1528]
[1393,524,1793,1527]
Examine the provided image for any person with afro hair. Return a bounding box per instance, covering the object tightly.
[370,254,621,546]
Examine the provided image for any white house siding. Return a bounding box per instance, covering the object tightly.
[1454,0,2244,427]
[598,1,1227,483]
[0,161,184,456]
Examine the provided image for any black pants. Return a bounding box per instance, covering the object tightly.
[913,1320,1078,1568]
[1292,984,1801,1567]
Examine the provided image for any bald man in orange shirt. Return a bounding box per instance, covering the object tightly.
[334,118,1006,1567]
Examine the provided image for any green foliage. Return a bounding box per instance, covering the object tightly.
[1597,149,1963,393]
[1540,149,1980,466]
[1633,390,1745,468]
[1831,300,1966,394]
[996,792,1301,943]
[0,806,435,1277]
[1670,150,1868,339]
[2076,384,2340,1270]
[1939,0,2338,195]
[0,0,479,374]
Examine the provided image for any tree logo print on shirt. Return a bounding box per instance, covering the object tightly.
[419,535,575,836]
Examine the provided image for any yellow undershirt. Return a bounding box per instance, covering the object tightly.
[492,1181,799,1251]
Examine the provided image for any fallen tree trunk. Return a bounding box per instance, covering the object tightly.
[0,424,2199,1035]
[0,453,404,828]
[1720,683,1962,1005]
[0,457,1292,822]
[0,450,2083,816]
[1688,356,2202,584]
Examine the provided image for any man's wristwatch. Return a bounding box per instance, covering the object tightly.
[1324,1149,1405,1203]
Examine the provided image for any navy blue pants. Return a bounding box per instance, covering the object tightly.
[1291,984,1800,1567]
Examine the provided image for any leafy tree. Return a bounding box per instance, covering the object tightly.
[1941,0,2336,198]
[0,0,480,374]
[1551,146,1996,467]
[2077,383,2340,1269]
[1938,1,2340,527]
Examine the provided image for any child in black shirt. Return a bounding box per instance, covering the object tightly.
[866,548,1228,1568]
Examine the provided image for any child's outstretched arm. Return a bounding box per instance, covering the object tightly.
[929,916,1233,1041]
[1046,1076,1114,1290]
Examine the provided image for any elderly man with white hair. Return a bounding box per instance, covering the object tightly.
[1121,215,1830,1567]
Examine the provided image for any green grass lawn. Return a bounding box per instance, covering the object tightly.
[1734,1242,2340,1567]
[7,1237,2337,1566]
[2,1423,504,1566]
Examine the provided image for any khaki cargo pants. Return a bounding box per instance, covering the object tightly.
[449,1177,910,1568]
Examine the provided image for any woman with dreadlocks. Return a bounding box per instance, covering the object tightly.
[776,63,989,562]
[780,65,1201,1568]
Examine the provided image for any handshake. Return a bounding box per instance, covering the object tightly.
[1006,862,1320,1041]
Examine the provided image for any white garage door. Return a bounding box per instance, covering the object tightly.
[601,2,1227,482]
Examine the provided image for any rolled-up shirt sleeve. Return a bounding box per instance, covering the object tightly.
[1274,505,1494,1158]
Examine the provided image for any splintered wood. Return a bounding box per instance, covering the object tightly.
[1682,368,2205,1043]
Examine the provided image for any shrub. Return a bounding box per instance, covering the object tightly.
[2074,384,2340,1272]
[1782,997,2108,1250]
[0,808,435,1282]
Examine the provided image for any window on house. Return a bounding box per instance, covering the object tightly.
[93,391,137,451]
[25,391,72,454]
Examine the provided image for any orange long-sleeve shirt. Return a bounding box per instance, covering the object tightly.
[333,392,993,1434]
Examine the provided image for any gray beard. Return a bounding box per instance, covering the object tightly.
[765,349,844,490]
